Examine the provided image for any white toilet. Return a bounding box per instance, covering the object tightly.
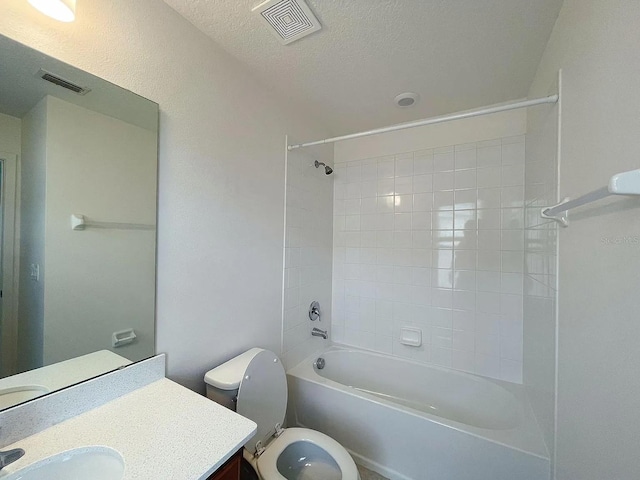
[204,348,360,480]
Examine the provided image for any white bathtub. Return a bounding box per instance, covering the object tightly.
[287,346,549,480]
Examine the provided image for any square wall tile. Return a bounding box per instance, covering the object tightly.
[455,148,477,170]
[331,134,526,384]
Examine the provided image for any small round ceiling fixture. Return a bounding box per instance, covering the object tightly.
[394,92,420,108]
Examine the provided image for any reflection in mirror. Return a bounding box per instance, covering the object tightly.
[0,34,158,409]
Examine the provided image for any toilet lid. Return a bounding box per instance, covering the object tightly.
[236,349,287,454]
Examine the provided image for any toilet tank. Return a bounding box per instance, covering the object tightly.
[205,384,237,410]
[204,348,264,411]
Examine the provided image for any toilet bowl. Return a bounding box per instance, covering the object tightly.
[205,348,359,480]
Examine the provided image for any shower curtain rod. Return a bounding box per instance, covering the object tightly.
[287,94,559,151]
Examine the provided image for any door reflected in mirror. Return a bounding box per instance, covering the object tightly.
[0,34,158,409]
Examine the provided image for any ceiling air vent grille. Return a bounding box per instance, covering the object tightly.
[252,0,321,45]
[37,69,91,95]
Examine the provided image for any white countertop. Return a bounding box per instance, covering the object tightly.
[0,378,257,479]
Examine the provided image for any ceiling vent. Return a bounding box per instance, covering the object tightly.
[36,69,90,95]
[252,0,321,45]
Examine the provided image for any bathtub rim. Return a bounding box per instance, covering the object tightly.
[312,344,523,426]
[287,344,549,461]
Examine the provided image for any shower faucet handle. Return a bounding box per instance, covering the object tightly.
[308,301,321,321]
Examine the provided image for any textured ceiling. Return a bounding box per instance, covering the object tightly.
[163,0,563,136]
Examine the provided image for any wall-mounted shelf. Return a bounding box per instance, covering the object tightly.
[71,214,155,231]
[541,169,640,227]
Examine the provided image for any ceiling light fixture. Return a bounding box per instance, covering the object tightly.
[28,0,76,22]
[394,92,420,108]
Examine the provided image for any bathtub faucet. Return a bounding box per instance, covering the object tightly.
[312,327,328,339]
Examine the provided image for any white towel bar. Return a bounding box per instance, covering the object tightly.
[541,169,640,227]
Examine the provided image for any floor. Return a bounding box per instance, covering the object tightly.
[357,464,390,480]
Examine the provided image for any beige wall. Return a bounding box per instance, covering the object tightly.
[335,109,527,163]
[43,96,157,364]
[17,97,47,373]
[0,112,21,155]
[528,1,640,478]
[0,0,328,390]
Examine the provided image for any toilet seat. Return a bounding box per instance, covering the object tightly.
[222,349,359,480]
[256,427,359,480]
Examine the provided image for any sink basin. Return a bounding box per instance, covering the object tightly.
[5,446,124,480]
[0,385,49,409]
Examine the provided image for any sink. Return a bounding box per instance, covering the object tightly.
[0,385,49,409]
[4,446,124,480]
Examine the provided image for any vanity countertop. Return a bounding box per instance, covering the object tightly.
[0,378,257,479]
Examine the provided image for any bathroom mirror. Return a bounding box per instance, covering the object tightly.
[0,34,158,409]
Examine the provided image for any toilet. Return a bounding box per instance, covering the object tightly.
[205,348,360,480]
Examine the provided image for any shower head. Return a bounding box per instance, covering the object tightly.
[314,160,333,175]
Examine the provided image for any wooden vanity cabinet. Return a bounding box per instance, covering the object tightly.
[206,450,242,480]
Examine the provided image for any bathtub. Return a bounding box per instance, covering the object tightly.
[287,346,549,480]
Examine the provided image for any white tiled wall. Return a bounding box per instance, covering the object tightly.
[282,149,333,369]
[332,136,526,383]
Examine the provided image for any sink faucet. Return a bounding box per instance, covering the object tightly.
[0,448,25,471]
[312,327,328,339]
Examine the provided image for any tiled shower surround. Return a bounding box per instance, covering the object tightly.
[332,136,526,383]
[282,149,333,368]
